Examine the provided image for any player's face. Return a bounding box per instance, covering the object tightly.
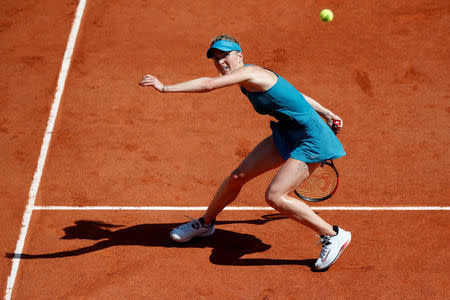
[211,50,242,75]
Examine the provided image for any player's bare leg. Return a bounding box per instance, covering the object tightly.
[202,135,285,225]
[265,158,351,270]
[265,158,336,236]
[170,135,284,242]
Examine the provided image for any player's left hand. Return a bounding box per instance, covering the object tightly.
[326,116,343,134]
[139,74,164,92]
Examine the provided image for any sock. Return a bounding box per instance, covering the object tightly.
[332,225,339,235]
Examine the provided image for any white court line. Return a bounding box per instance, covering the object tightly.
[32,205,450,211]
[4,1,87,300]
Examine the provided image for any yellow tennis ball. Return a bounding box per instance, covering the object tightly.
[320,9,334,22]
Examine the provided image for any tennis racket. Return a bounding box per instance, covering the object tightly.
[294,120,342,202]
[294,159,339,202]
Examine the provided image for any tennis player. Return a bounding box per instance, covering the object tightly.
[139,35,351,270]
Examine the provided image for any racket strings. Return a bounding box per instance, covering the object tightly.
[297,164,338,198]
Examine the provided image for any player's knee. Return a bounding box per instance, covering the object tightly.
[265,187,283,208]
[228,168,248,188]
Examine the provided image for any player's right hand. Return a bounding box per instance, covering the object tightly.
[139,74,164,92]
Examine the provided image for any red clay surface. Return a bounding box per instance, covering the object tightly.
[0,0,78,290]
[10,211,450,299]
[2,0,449,298]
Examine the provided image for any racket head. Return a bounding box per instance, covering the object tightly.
[294,160,339,202]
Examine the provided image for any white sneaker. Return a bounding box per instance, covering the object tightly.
[170,217,215,242]
[314,226,351,270]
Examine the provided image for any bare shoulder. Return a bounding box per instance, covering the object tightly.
[240,64,268,74]
[238,65,278,92]
[231,64,258,75]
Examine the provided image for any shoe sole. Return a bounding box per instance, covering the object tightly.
[170,227,215,243]
[315,232,351,270]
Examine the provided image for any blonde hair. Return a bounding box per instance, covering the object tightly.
[210,35,240,47]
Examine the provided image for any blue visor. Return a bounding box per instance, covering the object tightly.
[206,40,242,58]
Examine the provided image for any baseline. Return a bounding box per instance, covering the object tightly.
[33,205,450,211]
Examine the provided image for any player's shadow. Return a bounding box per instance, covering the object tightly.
[5,214,316,270]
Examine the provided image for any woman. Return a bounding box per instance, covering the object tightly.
[139,35,351,270]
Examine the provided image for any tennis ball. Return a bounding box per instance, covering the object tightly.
[320,9,333,22]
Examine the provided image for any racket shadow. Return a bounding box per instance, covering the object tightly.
[5,215,315,270]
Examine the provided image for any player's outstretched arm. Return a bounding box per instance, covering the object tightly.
[139,75,213,93]
[138,67,254,94]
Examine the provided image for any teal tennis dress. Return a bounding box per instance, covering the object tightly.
[240,70,346,163]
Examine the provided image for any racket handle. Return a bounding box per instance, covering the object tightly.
[333,120,341,127]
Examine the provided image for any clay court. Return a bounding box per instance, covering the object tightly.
[1,0,449,299]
